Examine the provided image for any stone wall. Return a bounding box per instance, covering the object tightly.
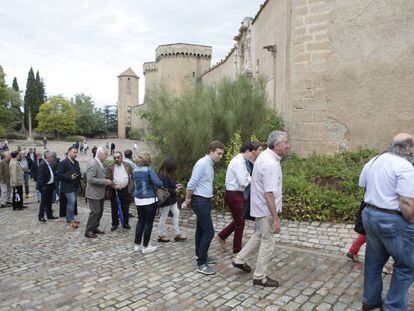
[288,0,414,155]
[201,48,237,87]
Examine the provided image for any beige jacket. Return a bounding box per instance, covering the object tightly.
[9,159,24,187]
[85,158,110,200]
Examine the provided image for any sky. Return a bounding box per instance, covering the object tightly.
[0,0,265,108]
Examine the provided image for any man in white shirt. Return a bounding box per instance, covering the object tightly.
[217,142,254,253]
[232,131,289,287]
[106,152,134,231]
[360,133,414,311]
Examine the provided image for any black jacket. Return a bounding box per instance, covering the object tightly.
[37,161,54,190]
[30,158,44,181]
[57,157,81,193]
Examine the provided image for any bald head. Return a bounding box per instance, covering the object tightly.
[393,133,413,144]
[389,133,414,162]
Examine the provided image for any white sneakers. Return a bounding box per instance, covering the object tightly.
[142,245,157,254]
[134,244,157,254]
[134,244,141,252]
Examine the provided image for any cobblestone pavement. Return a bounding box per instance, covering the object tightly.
[1,194,413,311]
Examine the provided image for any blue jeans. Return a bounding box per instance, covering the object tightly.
[191,196,214,266]
[64,192,76,222]
[362,207,414,310]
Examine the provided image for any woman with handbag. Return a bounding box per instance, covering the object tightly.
[157,158,187,243]
[133,152,163,254]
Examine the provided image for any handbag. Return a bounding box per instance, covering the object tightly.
[354,194,366,234]
[147,168,170,205]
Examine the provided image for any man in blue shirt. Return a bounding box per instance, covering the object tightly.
[183,141,225,275]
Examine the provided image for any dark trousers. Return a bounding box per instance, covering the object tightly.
[85,198,105,233]
[23,172,30,195]
[218,191,245,253]
[191,196,214,266]
[134,203,157,247]
[12,186,23,210]
[110,187,129,227]
[38,184,54,219]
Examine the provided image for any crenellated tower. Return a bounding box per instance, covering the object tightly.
[143,43,212,100]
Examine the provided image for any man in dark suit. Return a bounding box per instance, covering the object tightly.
[31,152,44,203]
[37,151,58,222]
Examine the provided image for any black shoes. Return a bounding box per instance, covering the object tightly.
[111,226,118,231]
[232,261,252,273]
[39,218,47,223]
[22,205,28,209]
[94,228,105,235]
[253,276,279,287]
[85,231,97,238]
[362,302,383,311]
[47,216,58,219]
[0,204,6,208]
[123,224,131,230]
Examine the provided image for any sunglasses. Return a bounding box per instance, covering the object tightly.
[114,156,122,159]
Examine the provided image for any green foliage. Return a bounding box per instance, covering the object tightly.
[128,128,145,140]
[255,110,284,142]
[224,131,242,166]
[36,95,78,137]
[281,149,378,222]
[0,65,11,135]
[142,75,280,177]
[103,105,118,135]
[73,93,106,137]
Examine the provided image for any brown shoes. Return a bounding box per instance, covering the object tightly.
[70,221,78,229]
[158,236,170,243]
[232,261,252,273]
[253,276,279,287]
[174,234,187,242]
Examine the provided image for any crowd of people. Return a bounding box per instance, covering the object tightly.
[1,131,414,310]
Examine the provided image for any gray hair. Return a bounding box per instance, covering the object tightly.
[388,137,414,162]
[44,151,56,159]
[267,131,287,149]
[96,146,108,157]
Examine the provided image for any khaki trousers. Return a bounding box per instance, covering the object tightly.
[1,182,11,205]
[234,215,276,280]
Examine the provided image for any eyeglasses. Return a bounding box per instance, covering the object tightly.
[114,156,122,159]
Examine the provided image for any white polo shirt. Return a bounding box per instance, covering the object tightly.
[225,153,251,191]
[359,153,414,211]
[250,148,283,217]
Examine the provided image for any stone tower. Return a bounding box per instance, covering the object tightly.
[143,43,212,98]
[117,67,139,139]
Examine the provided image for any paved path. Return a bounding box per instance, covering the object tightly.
[0,194,412,310]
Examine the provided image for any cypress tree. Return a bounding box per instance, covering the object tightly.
[24,67,39,131]
[12,77,19,91]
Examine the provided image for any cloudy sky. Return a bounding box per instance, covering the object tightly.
[0,0,265,108]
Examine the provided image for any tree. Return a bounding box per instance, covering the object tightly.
[35,70,46,104]
[12,77,19,91]
[24,68,38,137]
[103,105,118,135]
[0,66,11,136]
[36,95,78,137]
[73,93,106,137]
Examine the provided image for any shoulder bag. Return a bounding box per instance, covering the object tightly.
[147,168,170,205]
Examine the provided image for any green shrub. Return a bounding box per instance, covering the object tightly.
[281,149,378,222]
[64,135,85,142]
[128,128,145,141]
[0,131,26,140]
[141,75,282,178]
